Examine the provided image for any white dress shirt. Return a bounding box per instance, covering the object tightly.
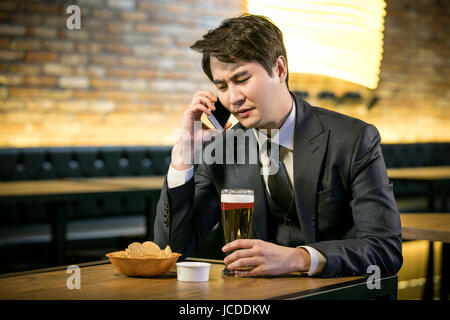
[167,99,326,276]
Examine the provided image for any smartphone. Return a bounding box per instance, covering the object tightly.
[207,98,231,133]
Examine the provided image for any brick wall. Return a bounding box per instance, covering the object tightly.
[0,0,242,146]
[0,0,448,146]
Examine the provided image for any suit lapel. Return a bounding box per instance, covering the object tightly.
[293,95,329,244]
[231,124,268,241]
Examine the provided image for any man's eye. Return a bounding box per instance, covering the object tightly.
[236,77,250,84]
[218,86,227,91]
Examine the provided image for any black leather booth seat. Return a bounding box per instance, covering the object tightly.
[381,143,450,198]
[381,143,450,168]
[0,146,172,225]
[0,146,172,181]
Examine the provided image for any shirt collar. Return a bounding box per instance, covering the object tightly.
[253,98,296,151]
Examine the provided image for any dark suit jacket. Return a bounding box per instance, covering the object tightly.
[154,93,403,278]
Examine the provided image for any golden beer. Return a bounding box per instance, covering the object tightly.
[221,189,254,275]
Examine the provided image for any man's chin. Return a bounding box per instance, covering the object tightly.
[237,117,259,129]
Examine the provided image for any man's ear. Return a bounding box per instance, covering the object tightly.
[274,56,288,83]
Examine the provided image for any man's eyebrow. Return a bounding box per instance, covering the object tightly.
[213,71,249,85]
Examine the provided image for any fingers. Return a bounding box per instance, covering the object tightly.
[186,102,211,117]
[223,240,264,273]
[223,247,254,265]
[184,91,217,121]
[195,91,217,104]
[175,91,217,166]
[197,95,216,112]
[191,91,216,110]
[236,265,265,277]
[222,239,260,253]
[226,256,260,272]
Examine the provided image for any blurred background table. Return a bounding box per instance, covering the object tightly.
[389,167,450,300]
[400,213,450,300]
[401,213,450,243]
[0,177,165,266]
[388,166,450,180]
[388,166,450,212]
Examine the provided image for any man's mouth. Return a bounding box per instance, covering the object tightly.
[236,107,254,118]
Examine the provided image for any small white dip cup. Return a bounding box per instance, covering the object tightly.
[176,262,211,282]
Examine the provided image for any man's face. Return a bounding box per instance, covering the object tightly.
[210,57,284,129]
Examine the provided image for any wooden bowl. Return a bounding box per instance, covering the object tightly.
[106,252,182,277]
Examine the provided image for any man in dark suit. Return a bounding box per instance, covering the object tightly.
[154,14,403,278]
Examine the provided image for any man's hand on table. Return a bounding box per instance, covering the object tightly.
[222,239,311,276]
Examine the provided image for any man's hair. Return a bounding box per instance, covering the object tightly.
[190,14,289,86]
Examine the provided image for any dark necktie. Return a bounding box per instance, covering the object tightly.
[264,140,294,212]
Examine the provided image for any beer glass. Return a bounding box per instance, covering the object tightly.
[220,189,254,276]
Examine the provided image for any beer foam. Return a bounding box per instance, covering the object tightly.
[221,194,254,203]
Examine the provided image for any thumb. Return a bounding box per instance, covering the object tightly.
[202,127,220,141]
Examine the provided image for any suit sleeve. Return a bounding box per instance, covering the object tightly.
[154,162,221,259]
[308,124,403,278]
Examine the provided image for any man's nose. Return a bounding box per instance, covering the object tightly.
[228,85,245,109]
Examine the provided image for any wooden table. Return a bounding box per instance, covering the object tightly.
[387,166,450,212]
[400,213,450,300]
[0,176,165,265]
[401,213,450,243]
[0,176,165,198]
[71,176,166,190]
[388,166,450,181]
[0,259,397,300]
[0,180,125,197]
[388,167,450,300]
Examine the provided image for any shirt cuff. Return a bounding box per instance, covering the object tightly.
[299,246,327,277]
[167,165,194,188]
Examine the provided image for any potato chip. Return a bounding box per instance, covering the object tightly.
[127,242,147,258]
[113,251,128,258]
[142,241,161,257]
[116,241,174,259]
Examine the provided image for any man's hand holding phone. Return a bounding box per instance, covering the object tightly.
[171,91,231,171]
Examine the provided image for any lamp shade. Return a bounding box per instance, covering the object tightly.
[247,0,386,89]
